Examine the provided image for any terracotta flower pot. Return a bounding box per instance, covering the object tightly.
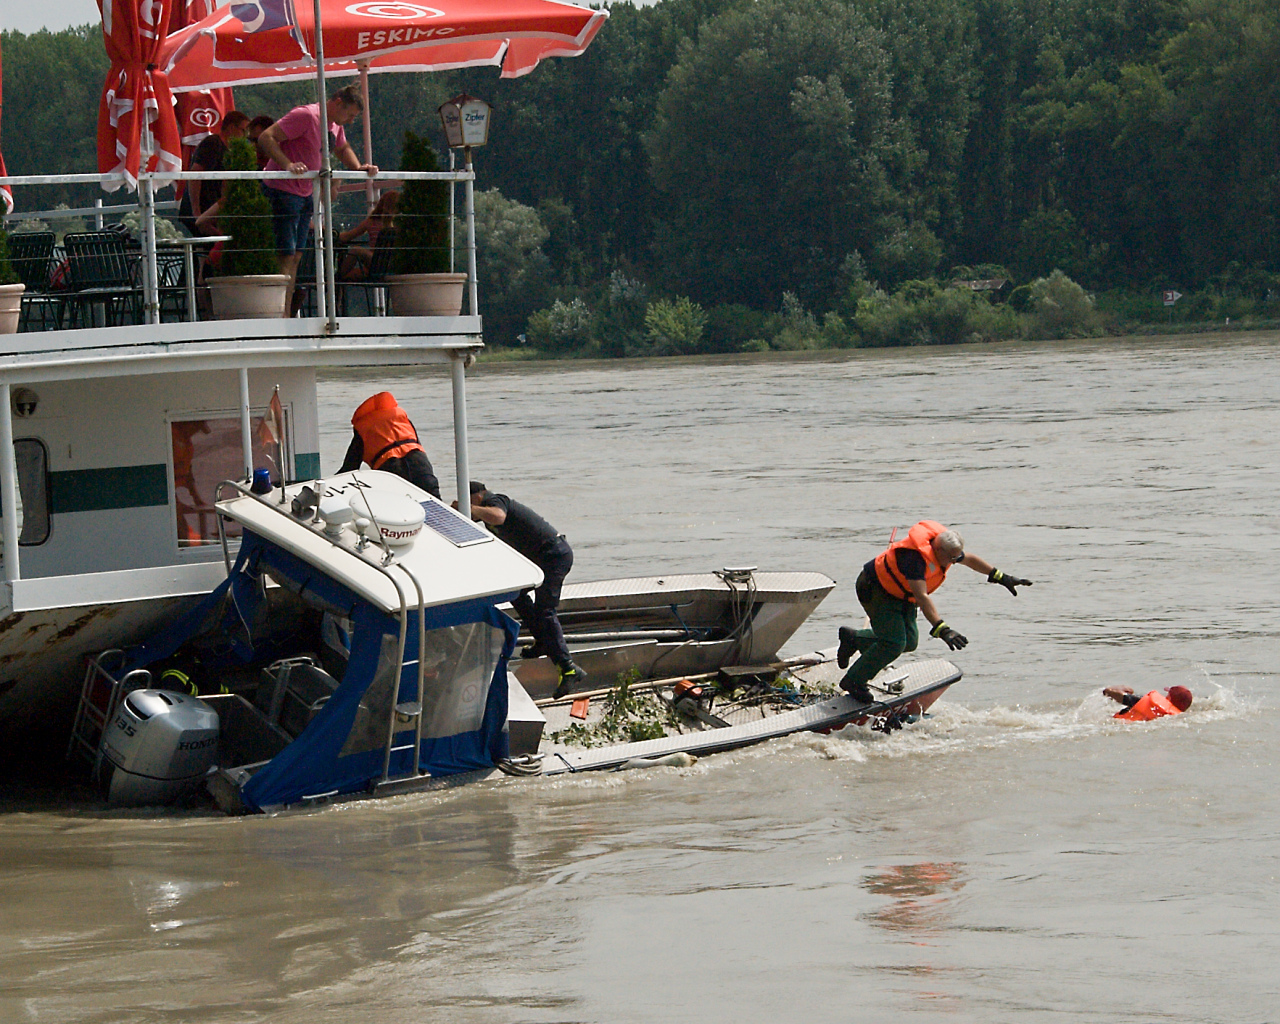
[385,273,468,317]
[207,275,291,320]
[0,282,26,334]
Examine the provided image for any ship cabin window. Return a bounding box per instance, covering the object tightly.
[171,415,285,548]
[14,439,51,546]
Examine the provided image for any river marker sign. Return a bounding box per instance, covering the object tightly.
[1163,290,1183,306]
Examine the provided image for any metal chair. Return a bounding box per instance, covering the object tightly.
[62,230,143,328]
[8,231,61,331]
[156,249,189,322]
[337,228,396,317]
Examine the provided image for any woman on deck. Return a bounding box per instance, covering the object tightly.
[338,191,398,280]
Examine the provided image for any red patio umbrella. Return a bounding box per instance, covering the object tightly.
[97,0,185,189]
[158,0,608,92]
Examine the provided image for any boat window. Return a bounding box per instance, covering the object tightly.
[14,439,51,546]
[337,621,506,758]
[171,415,285,548]
[420,622,507,738]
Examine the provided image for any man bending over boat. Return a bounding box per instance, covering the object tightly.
[1104,685,1192,721]
[465,483,587,699]
[338,392,441,498]
[835,521,1032,703]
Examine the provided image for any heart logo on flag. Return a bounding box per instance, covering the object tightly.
[345,2,443,20]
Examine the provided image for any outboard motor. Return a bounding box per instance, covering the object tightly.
[99,689,220,807]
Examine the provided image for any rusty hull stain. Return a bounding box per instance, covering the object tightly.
[51,610,106,642]
[0,613,27,635]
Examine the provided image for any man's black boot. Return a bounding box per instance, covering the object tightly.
[840,678,875,704]
[553,661,588,700]
[837,627,858,669]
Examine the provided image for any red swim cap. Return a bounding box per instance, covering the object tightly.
[1166,686,1193,712]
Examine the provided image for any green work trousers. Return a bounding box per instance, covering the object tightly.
[840,569,919,688]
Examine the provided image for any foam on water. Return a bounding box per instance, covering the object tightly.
[528,672,1261,792]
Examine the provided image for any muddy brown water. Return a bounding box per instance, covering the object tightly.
[2,334,1276,1022]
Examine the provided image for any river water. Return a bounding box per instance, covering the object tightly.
[2,335,1277,1022]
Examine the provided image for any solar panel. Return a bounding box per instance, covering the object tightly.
[420,500,492,547]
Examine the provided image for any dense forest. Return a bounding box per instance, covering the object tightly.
[3,0,1278,352]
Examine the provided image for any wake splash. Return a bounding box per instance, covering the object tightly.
[766,676,1259,764]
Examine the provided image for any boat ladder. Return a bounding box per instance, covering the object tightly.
[65,649,152,779]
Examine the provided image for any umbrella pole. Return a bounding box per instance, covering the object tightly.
[359,62,374,213]
[464,147,478,316]
[312,0,337,332]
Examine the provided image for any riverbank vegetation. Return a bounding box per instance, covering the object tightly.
[4,0,1278,354]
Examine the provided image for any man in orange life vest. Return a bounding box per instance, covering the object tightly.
[1104,685,1192,720]
[836,521,1033,703]
[337,392,440,499]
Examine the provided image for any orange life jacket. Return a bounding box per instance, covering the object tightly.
[1114,690,1183,722]
[874,520,950,603]
[351,392,423,470]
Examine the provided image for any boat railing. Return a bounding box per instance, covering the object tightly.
[0,166,477,332]
[66,648,154,779]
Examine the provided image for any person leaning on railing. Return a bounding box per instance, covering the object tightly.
[256,85,378,314]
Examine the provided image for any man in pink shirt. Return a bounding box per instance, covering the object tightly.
[257,85,378,310]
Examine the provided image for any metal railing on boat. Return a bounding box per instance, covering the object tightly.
[0,166,478,332]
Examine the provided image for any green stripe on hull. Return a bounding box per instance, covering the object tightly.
[50,465,169,513]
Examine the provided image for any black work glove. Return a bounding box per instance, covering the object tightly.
[930,621,968,650]
[988,568,1032,596]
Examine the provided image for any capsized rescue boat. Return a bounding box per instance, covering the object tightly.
[66,471,957,812]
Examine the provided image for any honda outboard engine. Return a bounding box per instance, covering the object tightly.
[100,689,220,807]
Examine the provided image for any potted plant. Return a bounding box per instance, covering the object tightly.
[385,130,467,316]
[0,228,25,334]
[206,137,290,319]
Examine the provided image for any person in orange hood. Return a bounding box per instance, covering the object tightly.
[1104,685,1193,721]
[338,392,440,498]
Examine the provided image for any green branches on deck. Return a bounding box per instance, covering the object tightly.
[217,138,278,278]
[393,131,450,276]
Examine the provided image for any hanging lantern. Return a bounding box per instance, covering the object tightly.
[438,94,492,149]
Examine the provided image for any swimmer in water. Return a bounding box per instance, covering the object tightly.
[1103,685,1192,721]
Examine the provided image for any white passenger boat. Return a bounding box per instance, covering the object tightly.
[0,1,958,797]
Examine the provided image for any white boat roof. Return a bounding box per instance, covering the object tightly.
[216,470,542,616]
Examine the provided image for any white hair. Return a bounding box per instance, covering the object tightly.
[934,530,965,557]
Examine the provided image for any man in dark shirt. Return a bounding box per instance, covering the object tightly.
[178,110,250,234]
[467,482,586,698]
[835,521,1032,703]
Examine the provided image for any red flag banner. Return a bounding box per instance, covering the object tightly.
[172,0,236,148]
[254,386,286,478]
[97,0,185,190]
[159,0,608,92]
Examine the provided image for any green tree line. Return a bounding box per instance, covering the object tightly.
[4,0,1278,348]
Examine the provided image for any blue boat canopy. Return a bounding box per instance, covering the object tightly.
[125,528,521,810]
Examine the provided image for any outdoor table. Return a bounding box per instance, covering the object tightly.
[158,235,231,322]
